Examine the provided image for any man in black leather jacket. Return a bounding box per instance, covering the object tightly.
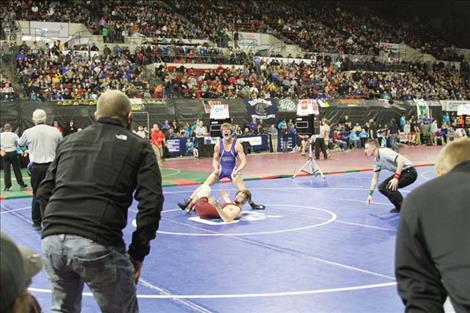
[396,138,470,313]
[37,90,164,313]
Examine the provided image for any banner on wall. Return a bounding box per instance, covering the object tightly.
[413,99,430,119]
[457,104,470,115]
[297,99,319,116]
[441,100,470,112]
[379,42,400,55]
[277,98,297,112]
[245,98,277,122]
[210,104,229,119]
[30,21,69,38]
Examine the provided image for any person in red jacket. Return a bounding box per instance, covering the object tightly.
[150,124,165,166]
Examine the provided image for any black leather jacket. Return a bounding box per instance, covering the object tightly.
[38,118,164,262]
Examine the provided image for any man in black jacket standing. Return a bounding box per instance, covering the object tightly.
[37,90,164,313]
[395,138,470,313]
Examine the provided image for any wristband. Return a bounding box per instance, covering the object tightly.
[368,190,374,196]
[394,173,401,179]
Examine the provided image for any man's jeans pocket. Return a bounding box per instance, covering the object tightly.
[75,246,117,288]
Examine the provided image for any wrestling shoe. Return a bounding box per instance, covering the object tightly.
[249,201,266,210]
[178,198,193,211]
[178,201,188,211]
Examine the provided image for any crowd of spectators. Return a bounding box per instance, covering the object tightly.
[15,41,152,101]
[10,40,470,101]
[158,56,469,101]
[0,72,17,101]
[133,43,241,65]
[5,0,468,61]
[169,0,466,61]
[293,2,465,62]
[5,0,207,42]
[128,112,469,159]
[1,10,19,41]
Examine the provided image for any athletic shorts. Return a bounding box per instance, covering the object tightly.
[194,197,220,219]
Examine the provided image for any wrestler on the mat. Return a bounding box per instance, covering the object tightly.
[182,184,252,222]
[178,122,265,210]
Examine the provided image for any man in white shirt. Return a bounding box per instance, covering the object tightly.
[364,139,417,213]
[195,120,208,138]
[315,118,330,160]
[0,123,27,191]
[18,109,62,231]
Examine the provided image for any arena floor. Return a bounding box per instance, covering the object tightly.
[1,145,455,312]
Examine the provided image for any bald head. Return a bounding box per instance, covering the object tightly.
[436,138,470,176]
[95,90,132,125]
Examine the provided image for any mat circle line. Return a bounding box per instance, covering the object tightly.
[149,204,337,236]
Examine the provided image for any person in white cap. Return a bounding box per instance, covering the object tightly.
[0,231,42,313]
[18,109,62,231]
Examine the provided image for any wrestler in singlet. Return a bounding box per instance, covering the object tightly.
[219,138,238,180]
[194,199,238,219]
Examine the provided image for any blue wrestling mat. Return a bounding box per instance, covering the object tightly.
[0,168,440,313]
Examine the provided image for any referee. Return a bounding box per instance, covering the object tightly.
[0,123,27,191]
[18,109,62,230]
[364,139,417,213]
[315,118,329,160]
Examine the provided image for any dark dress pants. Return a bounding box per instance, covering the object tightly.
[315,137,327,160]
[31,163,51,226]
[3,151,26,188]
[378,167,417,211]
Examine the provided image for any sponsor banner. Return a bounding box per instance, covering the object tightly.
[66,37,90,47]
[30,21,69,38]
[166,139,181,153]
[441,100,470,112]
[457,103,470,115]
[379,42,400,54]
[239,32,262,46]
[237,136,262,146]
[245,98,277,123]
[202,100,222,114]
[413,99,430,119]
[55,99,164,108]
[259,57,316,65]
[210,104,229,119]
[336,98,364,106]
[297,99,319,116]
[64,50,99,58]
[277,98,297,112]
[317,99,329,108]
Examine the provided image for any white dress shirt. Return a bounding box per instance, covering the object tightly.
[18,124,62,163]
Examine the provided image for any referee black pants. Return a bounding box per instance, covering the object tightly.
[31,162,51,226]
[2,151,26,188]
[378,167,417,211]
[315,137,327,160]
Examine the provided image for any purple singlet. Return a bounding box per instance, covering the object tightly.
[219,139,238,180]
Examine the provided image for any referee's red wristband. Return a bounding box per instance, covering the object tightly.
[394,173,401,179]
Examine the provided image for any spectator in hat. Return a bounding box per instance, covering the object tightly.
[0,231,42,313]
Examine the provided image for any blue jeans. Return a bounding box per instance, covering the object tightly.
[41,234,138,313]
[389,133,399,151]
